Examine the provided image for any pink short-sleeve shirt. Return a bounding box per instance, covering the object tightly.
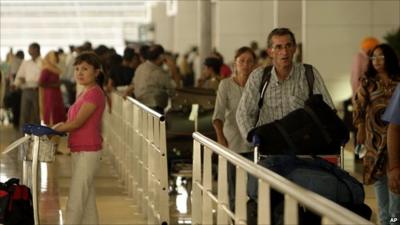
[67,85,106,152]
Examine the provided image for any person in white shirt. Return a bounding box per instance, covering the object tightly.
[14,42,42,132]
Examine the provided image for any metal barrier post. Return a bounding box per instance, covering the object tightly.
[103,92,170,224]
[201,147,213,224]
[216,156,229,225]
[192,141,202,225]
[31,135,40,225]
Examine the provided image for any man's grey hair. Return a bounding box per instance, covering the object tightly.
[267,28,296,48]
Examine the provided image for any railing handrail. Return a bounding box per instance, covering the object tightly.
[193,132,373,225]
[103,92,169,224]
[113,91,165,121]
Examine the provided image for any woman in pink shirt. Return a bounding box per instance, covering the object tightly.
[54,52,105,225]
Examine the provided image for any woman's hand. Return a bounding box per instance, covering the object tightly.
[52,102,96,133]
[52,122,64,130]
[213,119,228,148]
[216,134,228,148]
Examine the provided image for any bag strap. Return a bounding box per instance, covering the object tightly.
[303,64,314,98]
[258,66,274,109]
[255,64,315,129]
[254,66,273,126]
[258,64,315,111]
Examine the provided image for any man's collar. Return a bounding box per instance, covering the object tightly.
[271,64,295,85]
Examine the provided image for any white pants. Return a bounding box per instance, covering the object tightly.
[65,151,101,225]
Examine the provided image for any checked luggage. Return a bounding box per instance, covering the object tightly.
[0,178,34,225]
[246,147,371,225]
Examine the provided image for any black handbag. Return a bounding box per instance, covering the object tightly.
[249,64,349,155]
[252,94,349,155]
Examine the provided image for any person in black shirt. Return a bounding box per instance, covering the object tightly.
[107,48,140,91]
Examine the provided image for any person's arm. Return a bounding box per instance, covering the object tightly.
[105,91,112,114]
[352,79,369,145]
[123,83,135,99]
[312,67,335,109]
[351,53,363,95]
[106,78,114,93]
[236,67,263,141]
[53,102,97,133]
[212,81,228,147]
[213,119,228,147]
[355,123,366,145]
[382,84,400,193]
[164,55,181,88]
[388,123,400,194]
[123,68,137,99]
[14,61,26,87]
[197,76,206,88]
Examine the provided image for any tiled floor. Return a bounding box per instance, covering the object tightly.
[0,124,376,224]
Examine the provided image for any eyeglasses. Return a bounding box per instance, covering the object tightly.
[370,55,385,60]
[272,43,294,51]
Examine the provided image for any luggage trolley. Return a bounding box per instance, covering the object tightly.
[2,124,64,225]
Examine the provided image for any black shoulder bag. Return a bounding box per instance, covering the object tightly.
[249,64,349,156]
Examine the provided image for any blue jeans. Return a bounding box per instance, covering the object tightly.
[374,175,400,225]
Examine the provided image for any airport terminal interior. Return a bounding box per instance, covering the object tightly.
[1,0,400,224]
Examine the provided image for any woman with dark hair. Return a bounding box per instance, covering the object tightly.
[353,44,400,225]
[53,52,106,225]
[212,46,256,211]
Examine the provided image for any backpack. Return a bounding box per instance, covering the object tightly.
[0,178,34,225]
[249,64,349,156]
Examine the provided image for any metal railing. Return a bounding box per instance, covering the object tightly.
[103,92,169,225]
[192,132,373,225]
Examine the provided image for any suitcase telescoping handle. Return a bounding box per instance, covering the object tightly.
[252,135,262,163]
[250,133,345,168]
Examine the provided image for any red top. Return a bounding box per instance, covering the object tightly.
[39,69,66,125]
[220,64,232,78]
[67,85,105,152]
